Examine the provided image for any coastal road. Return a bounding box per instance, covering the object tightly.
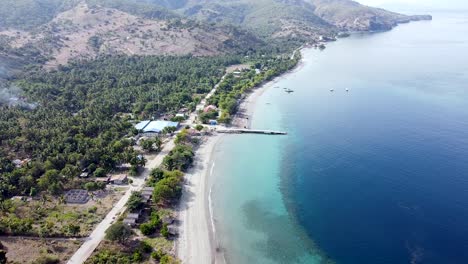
[291,45,304,60]
[67,69,227,264]
[188,73,227,124]
[67,139,176,264]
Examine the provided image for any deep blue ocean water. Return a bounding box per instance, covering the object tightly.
[212,12,468,264]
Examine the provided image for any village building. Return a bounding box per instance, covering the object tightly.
[167,225,178,236]
[134,120,179,134]
[209,120,218,126]
[142,193,152,203]
[126,213,140,220]
[11,196,31,202]
[134,120,151,131]
[95,176,111,184]
[162,215,174,225]
[12,158,30,168]
[123,212,142,227]
[141,187,154,203]
[203,105,217,113]
[79,172,90,178]
[110,174,128,185]
[232,71,242,77]
[123,218,136,227]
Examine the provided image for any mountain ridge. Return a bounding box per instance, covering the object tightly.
[0,0,431,67]
[0,2,265,67]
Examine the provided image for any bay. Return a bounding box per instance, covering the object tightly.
[212,12,468,264]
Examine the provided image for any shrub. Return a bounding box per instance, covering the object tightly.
[139,240,153,254]
[84,182,104,192]
[161,224,169,238]
[88,250,132,264]
[153,176,183,204]
[126,192,144,212]
[66,223,80,236]
[162,144,194,171]
[0,250,6,264]
[132,251,143,262]
[88,206,97,213]
[139,222,156,236]
[160,255,178,264]
[105,222,133,244]
[35,255,60,264]
[149,168,165,185]
[151,250,164,261]
[94,168,106,178]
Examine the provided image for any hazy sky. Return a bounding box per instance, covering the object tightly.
[357,0,468,10]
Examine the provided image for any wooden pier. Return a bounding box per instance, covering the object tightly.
[217,129,287,135]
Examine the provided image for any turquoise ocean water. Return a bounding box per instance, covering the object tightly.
[211,12,468,264]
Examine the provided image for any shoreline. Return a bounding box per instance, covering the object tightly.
[176,50,305,264]
[176,134,223,264]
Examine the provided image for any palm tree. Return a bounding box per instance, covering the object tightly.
[154,137,163,152]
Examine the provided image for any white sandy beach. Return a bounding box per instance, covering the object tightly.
[176,135,221,264]
[176,56,303,264]
[175,86,277,264]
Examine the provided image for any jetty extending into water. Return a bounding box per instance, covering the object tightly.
[217,129,287,135]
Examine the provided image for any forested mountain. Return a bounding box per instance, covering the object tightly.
[0,0,432,68]
[307,0,432,31]
[146,0,431,36]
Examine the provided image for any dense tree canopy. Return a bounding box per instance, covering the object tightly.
[0,52,298,201]
[0,55,239,199]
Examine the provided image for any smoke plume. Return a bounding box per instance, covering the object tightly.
[0,85,38,110]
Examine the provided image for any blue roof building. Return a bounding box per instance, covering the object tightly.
[143,120,179,133]
[135,120,151,130]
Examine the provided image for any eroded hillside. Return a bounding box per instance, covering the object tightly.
[0,2,262,67]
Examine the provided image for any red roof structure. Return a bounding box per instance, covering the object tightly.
[203,105,217,113]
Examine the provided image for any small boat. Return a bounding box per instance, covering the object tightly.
[285,89,294,93]
[330,88,334,92]
[345,88,349,92]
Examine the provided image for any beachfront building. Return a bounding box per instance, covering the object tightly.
[134,120,179,134]
[209,120,218,126]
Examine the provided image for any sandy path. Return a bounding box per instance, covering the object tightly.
[67,139,175,264]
